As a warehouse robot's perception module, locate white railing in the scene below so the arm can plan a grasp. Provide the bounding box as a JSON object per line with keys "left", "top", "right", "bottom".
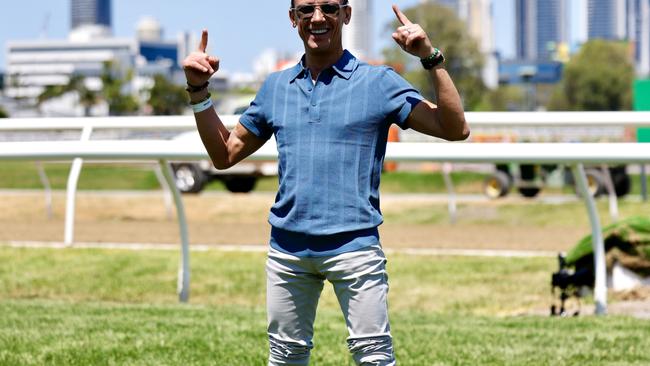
{"left": 0, "top": 115, "right": 237, "bottom": 130}
{"left": 465, "top": 111, "right": 650, "bottom": 126}
{"left": 3, "top": 111, "right": 650, "bottom": 130}
{"left": 1, "top": 139, "right": 649, "bottom": 314}
{"left": 2, "top": 112, "right": 650, "bottom": 313}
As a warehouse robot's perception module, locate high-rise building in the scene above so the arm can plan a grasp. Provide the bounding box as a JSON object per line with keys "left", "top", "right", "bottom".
{"left": 71, "top": 0, "right": 111, "bottom": 31}
{"left": 515, "top": 0, "right": 569, "bottom": 61}
{"left": 576, "top": 0, "right": 649, "bottom": 76}
{"left": 464, "top": 0, "right": 498, "bottom": 88}
{"left": 573, "top": 0, "right": 589, "bottom": 46}
{"left": 436, "top": 0, "right": 491, "bottom": 51}
{"left": 431, "top": 0, "right": 498, "bottom": 88}
{"left": 587, "top": 0, "right": 628, "bottom": 40}
{"left": 515, "top": 0, "right": 535, "bottom": 60}
{"left": 630, "top": 0, "right": 650, "bottom": 75}
{"left": 343, "top": 0, "right": 373, "bottom": 60}
{"left": 4, "top": 13, "right": 182, "bottom": 115}
{"left": 435, "top": 0, "right": 462, "bottom": 13}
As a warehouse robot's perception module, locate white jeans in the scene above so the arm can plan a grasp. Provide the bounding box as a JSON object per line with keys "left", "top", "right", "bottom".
{"left": 266, "top": 244, "right": 395, "bottom": 366}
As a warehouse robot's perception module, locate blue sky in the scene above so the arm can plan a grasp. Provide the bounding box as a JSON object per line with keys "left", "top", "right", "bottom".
{"left": 0, "top": 0, "right": 515, "bottom": 73}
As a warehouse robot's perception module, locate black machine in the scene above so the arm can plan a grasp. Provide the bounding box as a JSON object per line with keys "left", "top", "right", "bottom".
{"left": 483, "top": 164, "right": 631, "bottom": 199}
{"left": 550, "top": 254, "right": 594, "bottom": 316}
{"left": 550, "top": 216, "right": 650, "bottom": 316}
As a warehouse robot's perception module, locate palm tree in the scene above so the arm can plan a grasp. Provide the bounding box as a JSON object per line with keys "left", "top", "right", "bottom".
{"left": 101, "top": 61, "right": 139, "bottom": 116}
{"left": 147, "top": 74, "right": 188, "bottom": 115}
{"left": 37, "top": 74, "right": 99, "bottom": 116}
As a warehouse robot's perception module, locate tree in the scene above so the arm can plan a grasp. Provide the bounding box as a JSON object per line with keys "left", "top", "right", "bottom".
{"left": 147, "top": 74, "right": 188, "bottom": 115}
{"left": 101, "top": 61, "right": 140, "bottom": 116}
{"left": 37, "top": 61, "right": 141, "bottom": 116}
{"left": 383, "top": 2, "right": 486, "bottom": 110}
{"left": 0, "top": 105, "right": 8, "bottom": 118}
{"left": 37, "top": 74, "right": 99, "bottom": 116}
{"left": 474, "top": 85, "right": 525, "bottom": 111}
{"left": 548, "top": 40, "right": 633, "bottom": 111}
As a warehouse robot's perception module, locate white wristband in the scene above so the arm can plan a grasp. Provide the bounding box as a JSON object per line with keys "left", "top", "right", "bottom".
{"left": 192, "top": 98, "right": 213, "bottom": 114}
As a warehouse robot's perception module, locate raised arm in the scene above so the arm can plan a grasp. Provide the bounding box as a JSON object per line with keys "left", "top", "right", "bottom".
{"left": 183, "top": 30, "right": 266, "bottom": 169}
{"left": 391, "top": 5, "right": 469, "bottom": 141}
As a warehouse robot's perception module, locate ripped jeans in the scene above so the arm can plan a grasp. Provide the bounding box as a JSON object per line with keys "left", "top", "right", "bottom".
{"left": 266, "top": 245, "right": 395, "bottom": 366}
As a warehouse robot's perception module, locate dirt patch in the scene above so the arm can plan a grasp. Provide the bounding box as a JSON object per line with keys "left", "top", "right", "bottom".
{"left": 3, "top": 190, "right": 649, "bottom": 318}
{"left": 1, "top": 191, "right": 585, "bottom": 252}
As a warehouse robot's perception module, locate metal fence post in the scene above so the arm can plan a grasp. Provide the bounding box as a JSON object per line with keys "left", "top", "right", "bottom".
{"left": 572, "top": 164, "right": 607, "bottom": 315}
{"left": 160, "top": 159, "right": 190, "bottom": 303}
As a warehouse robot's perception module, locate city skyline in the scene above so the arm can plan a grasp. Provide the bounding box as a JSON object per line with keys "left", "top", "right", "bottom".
{"left": 2, "top": 0, "right": 648, "bottom": 76}
{"left": 516, "top": 0, "right": 570, "bottom": 61}
{"left": 0, "top": 0, "right": 515, "bottom": 74}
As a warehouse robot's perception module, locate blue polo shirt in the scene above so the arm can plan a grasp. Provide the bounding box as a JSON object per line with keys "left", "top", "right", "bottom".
{"left": 240, "top": 50, "right": 423, "bottom": 257}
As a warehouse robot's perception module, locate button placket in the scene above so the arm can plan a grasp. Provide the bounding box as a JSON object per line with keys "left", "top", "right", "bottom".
{"left": 309, "top": 79, "right": 320, "bottom": 123}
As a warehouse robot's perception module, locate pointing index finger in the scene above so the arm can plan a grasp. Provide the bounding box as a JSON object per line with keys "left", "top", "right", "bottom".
{"left": 198, "top": 29, "right": 208, "bottom": 53}
{"left": 392, "top": 4, "right": 412, "bottom": 26}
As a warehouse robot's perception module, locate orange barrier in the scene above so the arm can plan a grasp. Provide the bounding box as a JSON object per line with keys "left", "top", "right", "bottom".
{"left": 384, "top": 125, "right": 400, "bottom": 172}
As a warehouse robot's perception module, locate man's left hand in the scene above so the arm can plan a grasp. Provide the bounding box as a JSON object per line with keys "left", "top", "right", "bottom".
{"left": 391, "top": 4, "right": 434, "bottom": 59}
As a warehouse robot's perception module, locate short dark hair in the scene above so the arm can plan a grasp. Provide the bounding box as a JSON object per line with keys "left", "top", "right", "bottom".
{"left": 291, "top": 0, "right": 349, "bottom": 8}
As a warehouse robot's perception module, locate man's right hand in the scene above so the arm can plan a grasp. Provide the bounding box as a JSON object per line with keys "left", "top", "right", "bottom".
{"left": 182, "top": 29, "right": 220, "bottom": 86}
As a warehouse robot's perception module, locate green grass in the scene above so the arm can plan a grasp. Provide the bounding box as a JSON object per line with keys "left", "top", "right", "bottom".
{"left": 0, "top": 161, "right": 488, "bottom": 193}
{"left": 1, "top": 247, "right": 649, "bottom": 365}
{"left": 0, "top": 247, "right": 552, "bottom": 313}
{"left": 379, "top": 171, "right": 486, "bottom": 193}
{"left": 2, "top": 161, "right": 650, "bottom": 196}
{"left": 383, "top": 200, "right": 650, "bottom": 227}
{"left": 0, "top": 162, "right": 160, "bottom": 190}
{"left": 2, "top": 300, "right": 649, "bottom": 366}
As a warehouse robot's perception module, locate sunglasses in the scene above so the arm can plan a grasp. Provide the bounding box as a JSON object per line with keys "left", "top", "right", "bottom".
{"left": 291, "top": 3, "right": 348, "bottom": 19}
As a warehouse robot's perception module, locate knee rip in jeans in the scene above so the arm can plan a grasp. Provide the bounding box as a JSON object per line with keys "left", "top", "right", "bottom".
{"left": 269, "top": 336, "right": 312, "bottom": 363}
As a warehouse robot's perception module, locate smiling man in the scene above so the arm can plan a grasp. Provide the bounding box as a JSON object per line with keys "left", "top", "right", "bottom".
{"left": 182, "top": 1, "right": 468, "bottom": 365}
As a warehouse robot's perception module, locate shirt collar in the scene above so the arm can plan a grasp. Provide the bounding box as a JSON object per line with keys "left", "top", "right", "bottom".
{"left": 331, "top": 50, "right": 357, "bottom": 80}
{"left": 288, "top": 50, "right": 358, "bottom": 82}
{"left": 288, "top": 58, "right": 307, "bottom": 82}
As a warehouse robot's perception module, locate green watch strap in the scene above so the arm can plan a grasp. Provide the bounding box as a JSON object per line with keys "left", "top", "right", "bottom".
{"left": 420, "top": 48, "right": 445, "bottom": 70}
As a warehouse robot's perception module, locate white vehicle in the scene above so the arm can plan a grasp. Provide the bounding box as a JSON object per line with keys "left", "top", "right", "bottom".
{"left": 171, "top": 130, "right": 278, "bottom": 193}
{"left": 169, "top": 95, "right": 278, "bottom": 194}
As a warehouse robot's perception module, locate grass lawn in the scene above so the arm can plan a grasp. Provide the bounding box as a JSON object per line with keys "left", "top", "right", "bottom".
{"left": 0, "top": 161, "right": 487, "bottom": 193}
{"left": 1, "top": 247, "right": 649, "bottom": 365}
{"left": 2, "top": 300, "right": 648, "bottom": 366}
{"left": 4, "top": 161, "right": 649, "bottom": 196}
{"left": 382, "top": 199, "right": 650, "bottom": 228}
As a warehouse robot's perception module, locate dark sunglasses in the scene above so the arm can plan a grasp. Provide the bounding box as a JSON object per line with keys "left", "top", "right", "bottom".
{"left": 291, "top": 3, "right": 348, "bottom": 19}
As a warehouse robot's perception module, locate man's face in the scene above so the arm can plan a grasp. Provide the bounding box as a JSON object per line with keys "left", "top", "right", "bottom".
{"left": 289, "top": 0, "right": 351, "bottom": 55}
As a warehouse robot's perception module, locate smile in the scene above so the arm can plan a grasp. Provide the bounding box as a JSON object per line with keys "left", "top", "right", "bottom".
{"left": 310, "top": 28, "right": 329, "bottom": 35}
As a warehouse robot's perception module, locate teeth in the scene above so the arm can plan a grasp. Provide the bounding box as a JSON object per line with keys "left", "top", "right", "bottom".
{"left": 311, "top": 29, "right": 328, "bottom": 34}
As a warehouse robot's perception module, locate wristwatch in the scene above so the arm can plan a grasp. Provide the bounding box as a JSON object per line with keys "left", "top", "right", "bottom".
{"left": 185, "top": 81, "right": 209, "bottom": 93}
{"left": 420, "top": 48, "right": 445, "bottom": 70}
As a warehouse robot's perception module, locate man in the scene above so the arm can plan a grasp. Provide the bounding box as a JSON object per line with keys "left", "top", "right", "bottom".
{"left": 182, "top": 1, "right": 468, "bottom": 364}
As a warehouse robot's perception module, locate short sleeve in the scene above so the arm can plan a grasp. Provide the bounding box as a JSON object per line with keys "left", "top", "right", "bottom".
{"left": 239, "top": 79, "right": 273, "bottom": 141}
{"left": 379, "top": 67, "right": 424, "bottom": 129}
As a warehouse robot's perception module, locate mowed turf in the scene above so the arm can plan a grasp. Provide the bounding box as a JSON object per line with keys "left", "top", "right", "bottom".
{"left": 2, "top": 300, "right": 649, "bottom": 366}
{"left": 3, "top": 160, "right": 649, "bottom": 195}
{"left": 1, "top": 247, "right": 650, "bottom": 365}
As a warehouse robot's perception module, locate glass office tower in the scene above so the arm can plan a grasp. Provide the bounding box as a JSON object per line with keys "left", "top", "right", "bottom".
{"left": 588, "top": 0, "right": 628, "bottom": 40}
{"left": 515, "top": 0, "right": 568, "bottom": 61}
{"left": 71, "top": 0, "right": 111, "bottom": 30}
{"left": 343, "top": 0, "right": 373, "bottom": 60}
{"left": 630, "top": 0, "right": 650, "bottom": 75}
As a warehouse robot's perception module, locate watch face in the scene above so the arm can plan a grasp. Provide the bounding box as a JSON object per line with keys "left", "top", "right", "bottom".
{"left": 421, "top": 51, "right": 444, "bottom": 70}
